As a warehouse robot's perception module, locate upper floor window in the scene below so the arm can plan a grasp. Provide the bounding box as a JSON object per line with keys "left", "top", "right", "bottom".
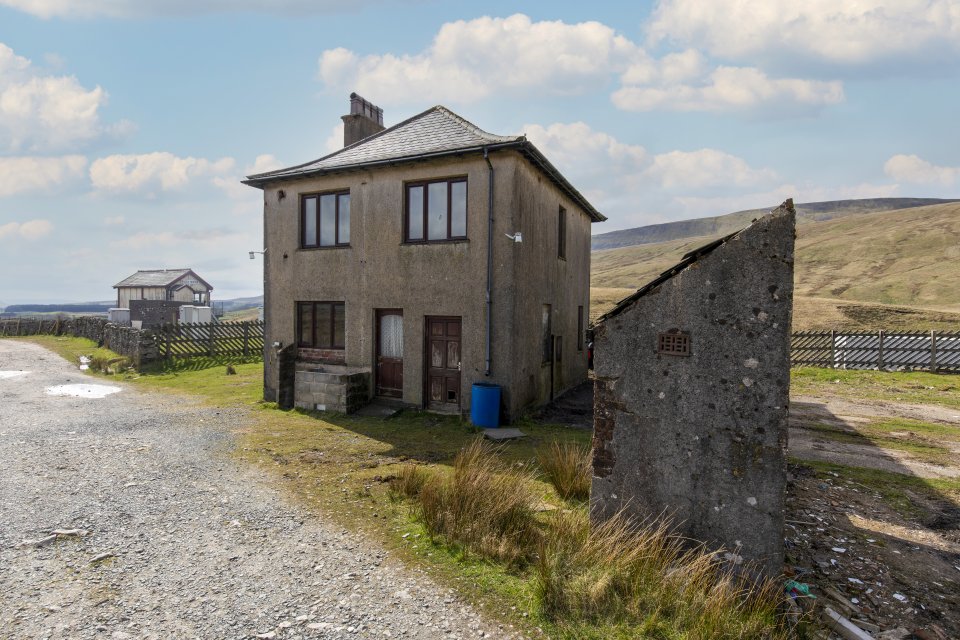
{"left": 558, "top": 205, "right": 567, "bottom": 260}
{"left": 405, "top": 178, "right": 467, "bottom": 242}
{"left": 302, "top": 191, "right": 350, "bottom": 248}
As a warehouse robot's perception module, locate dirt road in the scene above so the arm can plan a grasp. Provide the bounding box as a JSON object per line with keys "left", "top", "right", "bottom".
{"left": 0, "top": 340, "right": 508, "bottom": 639}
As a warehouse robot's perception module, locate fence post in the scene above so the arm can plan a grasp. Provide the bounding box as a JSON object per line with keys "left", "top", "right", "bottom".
{"left": 829, "top": 330, "right": 836, "bottom": 368}
{"left": 242, "top": 322, "right": 250, "bottom": 357}
{"left": 877, "top": 330, "right": 884, "bottom": 371}
{"left": 208, "top": 322, "right": 216, "bottom": 357}
{"left": 164, "top": 326, "right": 171, "bottom": 360}
{"left": 930, "top": 330, "right": 937, "bottom": 372}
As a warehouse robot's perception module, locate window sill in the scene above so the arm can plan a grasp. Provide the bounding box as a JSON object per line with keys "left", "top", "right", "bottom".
{"left": 298, "top": 245, "right": 351, "bottom": 251}
{"left": 401, "top": 238, "right": 470, "bottom": 246}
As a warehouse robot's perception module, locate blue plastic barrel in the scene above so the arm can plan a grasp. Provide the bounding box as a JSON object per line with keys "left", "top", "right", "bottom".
{"left": 471, "top": 382, "right": 501, "bottom": 428}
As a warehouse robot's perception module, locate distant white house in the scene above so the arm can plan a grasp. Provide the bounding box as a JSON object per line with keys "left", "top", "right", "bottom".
{"left": 113, "top": 269, "right": 212, "bottom": 308}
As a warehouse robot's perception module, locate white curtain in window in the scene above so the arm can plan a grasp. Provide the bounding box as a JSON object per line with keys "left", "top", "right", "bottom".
{"left": 380, "top": 315, "right": 403, "bottom": 358}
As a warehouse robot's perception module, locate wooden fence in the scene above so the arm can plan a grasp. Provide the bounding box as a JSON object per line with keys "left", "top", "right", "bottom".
{"left": 792, "top": 330, "right": 960, "bottom": 372}
{"left": 153, "top": 320, "right": 264, "bottom": 359}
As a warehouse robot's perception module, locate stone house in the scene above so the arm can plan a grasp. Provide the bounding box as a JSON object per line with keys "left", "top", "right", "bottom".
{"left": 243, "top": 94, "right": 604, "bottom": 418}
{"left": 590, "top": 200, "right": 795, "bottom": 577}
{"left": 114, "top": 269, "right": 212, "bottom": 308}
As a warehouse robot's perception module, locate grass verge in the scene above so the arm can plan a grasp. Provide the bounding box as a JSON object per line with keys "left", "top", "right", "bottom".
{"left": 395, "top": 443, "right": 789, "bottom": 638}
{"left": 792, "top": 366, "right": 960, "bottom": 410}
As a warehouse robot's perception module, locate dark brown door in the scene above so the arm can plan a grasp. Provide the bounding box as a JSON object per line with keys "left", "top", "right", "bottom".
{"left": 376, "top": 309, "right": 403, "bottom": 398}
{"left": 426, "top": 316, "right": 461, "bottom": 410}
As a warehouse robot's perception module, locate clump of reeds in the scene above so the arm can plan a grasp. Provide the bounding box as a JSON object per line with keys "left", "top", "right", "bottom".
{"left": 536, "top": 440, "right": 591, "bottom": 501}
{"left": 414, "top": 439, "right": 539, "bottom": 566}
{"left": 535, "top": 509, "right": 786, "bottom": 637}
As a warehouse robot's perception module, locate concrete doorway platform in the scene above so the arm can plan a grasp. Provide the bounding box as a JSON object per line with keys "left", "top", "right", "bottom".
{"left": 482, "top": 428, "right": 527, "bottom": 441}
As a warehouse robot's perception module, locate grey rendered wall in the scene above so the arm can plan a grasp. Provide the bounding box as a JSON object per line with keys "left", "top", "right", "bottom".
{"left": 261, "top": 152, "right": 520, "bottom": 413}
{"left": 506, "top": 158, "right": 592, "bottom": 415}
{"left": 590, "top": 205, "right": 795, "bottom": 578}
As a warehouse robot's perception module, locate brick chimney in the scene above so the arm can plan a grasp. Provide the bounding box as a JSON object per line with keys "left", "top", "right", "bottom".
{"left": 341, "top": 93, "right": 384, "bottom": 147}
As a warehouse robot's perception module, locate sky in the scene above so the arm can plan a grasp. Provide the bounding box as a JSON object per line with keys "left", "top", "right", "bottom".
{"left": 0, "top": 1, "right": 958, "bottom": 304}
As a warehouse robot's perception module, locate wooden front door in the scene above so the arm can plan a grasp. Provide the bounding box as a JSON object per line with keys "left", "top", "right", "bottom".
{"left": 376, "top": 310, "right": 403, "bottom": 398}
{"left": 426, "top": 316, "right": 461, "bottom": 410}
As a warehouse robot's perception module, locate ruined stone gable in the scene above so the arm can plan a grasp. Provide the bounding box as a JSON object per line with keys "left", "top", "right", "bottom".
{"left": 591, "top": 199, "right": 796, "bottom": 578}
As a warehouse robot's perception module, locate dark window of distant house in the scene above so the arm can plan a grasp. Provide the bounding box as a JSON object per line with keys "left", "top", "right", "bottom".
{"left": 542, "top": 304, "right": 552, "bottom": 364}
{"left": 301, "top": 191, "right": 350, "bottom": 248}
{"left": 297, "top": 301, "right": 345, "bottom": 349}
{"left": 558, "top": 206, "right": 566, "bottom": 260}
{"left": 577, "top": 305, "right": 584, "bottom": 351}
{"left": 405, "top": 178, "right": 467, "bottom": 242}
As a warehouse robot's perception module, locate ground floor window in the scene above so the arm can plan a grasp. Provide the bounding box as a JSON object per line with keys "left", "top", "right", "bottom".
{"left": 297, "top": 301, "right": 345, "bottom": 349}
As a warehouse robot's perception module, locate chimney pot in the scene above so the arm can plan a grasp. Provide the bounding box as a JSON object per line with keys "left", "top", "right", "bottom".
{"left": 342, "top": 93, "right": 385, "bottom": 146}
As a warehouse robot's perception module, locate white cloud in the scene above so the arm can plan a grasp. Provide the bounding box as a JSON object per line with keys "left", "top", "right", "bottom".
{"left": 0, "top": 0, "right": 389, "bottom": 18}
{"left": 103, "top": 215, "right": 125, "bottom": 225}
{"left": 317, "top": 14, "right": 845, "bottom": 114}
{"left": 672, "top": 182, "right": 901, "bottom": 220}
{"left": 525, "top": 121, "right": 779, "bottom": 226}
{"left": 214, "top": 154, "right": 284, "bottom": 213}
{"left": 647, "top": 0, "right": 960, "bottom": 65}
{"left": 0, "top": 155, "right": 87, "bottom": 197}
{"left": 0, "top": 43, "right": 128, "bottom": 152}
{"left": 884, "top": 154, "right": 960, "bottom": 185}
{"left": 110, "top": 227, "right": 241, "bottom": 250}
{"left": 0, "top": 218, "right": 53, "bottom": 240}
{"left": 613, "top": 65, "right": 844, "bottom": 113}
{"left": 324, "top": 123, "right": 344, "bottom": 153}
{"left": 318, "top": 15, "right": 640, "bottom": 105}
{"left": 645, "top": 149, "right": 778, "bottom": 189}
{"left": 90, "top": 152, "right": 234, "bottom": 195}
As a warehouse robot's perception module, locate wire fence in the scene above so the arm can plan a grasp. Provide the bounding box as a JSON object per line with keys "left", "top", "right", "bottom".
{"left": 792, "top": 330, "right": 960, "bottom": 372}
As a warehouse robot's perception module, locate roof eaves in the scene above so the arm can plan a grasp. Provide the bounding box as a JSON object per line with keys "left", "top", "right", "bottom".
{"left": 517, "top": 140, "right": 606, "bottom": 223}
{"left": 242, "top": 140, "right": 525, "bottom": 187}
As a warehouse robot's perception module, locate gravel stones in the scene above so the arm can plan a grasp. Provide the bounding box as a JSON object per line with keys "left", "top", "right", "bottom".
{"left": 0, "top": 340, "right": 514, "bottom": 639}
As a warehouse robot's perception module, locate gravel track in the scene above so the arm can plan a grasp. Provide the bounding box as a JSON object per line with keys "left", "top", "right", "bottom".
{"left": 0, "top": 340, "right": 511, "bottom": 639}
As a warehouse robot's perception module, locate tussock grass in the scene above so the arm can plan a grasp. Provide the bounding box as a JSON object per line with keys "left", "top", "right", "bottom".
{"left": 535, "top": 510, "right": 785, "bottom": 637}
{"left": 415, "top": 440, "right": 539, "bottom": 567}
{"left": 390, "top": 464, "right": 429, "bottom": 498}
{"left": 400, "top": 442, "right": 788, "bottom": 637}
{"left": 537, "top": 440, "right": 591, "bottom": 501}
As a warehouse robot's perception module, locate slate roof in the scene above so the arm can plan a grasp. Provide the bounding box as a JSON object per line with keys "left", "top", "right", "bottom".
{"left": 113, "top": 269, "right": 211, "bottom": 290}
{"left": 595, "top": 200, "right": 796, "bottom": 324}
{"left": 243, "top": 105, "right": 605, "bottom": 222}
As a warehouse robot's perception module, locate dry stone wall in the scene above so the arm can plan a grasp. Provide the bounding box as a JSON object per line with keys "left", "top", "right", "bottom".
{"left": 0, "top": 316, "right": 158, "bottom": 367}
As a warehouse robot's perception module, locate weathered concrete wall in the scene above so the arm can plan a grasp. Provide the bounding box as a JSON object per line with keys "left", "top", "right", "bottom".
{"left": 260, "top": 148, "right": 596, "bottom": 420}
{"left": 510, "top": 158, "right": 592, "bottom": 410}
{"left": 591, "top": 202, "right": 795, "bottom": 578}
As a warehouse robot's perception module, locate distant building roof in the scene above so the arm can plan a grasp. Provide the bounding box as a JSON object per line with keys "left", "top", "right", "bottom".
{"left": 243, "top": 105, "right": 605, "bottom": 222}
{"left": 113, "top": 269, "right": 212, "bottom": 290}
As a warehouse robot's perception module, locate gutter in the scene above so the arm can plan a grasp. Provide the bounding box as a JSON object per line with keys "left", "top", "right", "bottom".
{"left": 483, "top": 147, "right": 494, "bottom": 376}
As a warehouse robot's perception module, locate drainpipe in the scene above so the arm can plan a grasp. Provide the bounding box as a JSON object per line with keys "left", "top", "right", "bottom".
{"left": 483, "top": 147, "right": 494, "bottom": 376}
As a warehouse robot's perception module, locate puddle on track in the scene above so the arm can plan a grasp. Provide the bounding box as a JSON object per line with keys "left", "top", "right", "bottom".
{"left": 0, "top": 371, "right": 29, "bottom": 379}
{"left": 45, "top": 384, "right": 121, "bottom": 398}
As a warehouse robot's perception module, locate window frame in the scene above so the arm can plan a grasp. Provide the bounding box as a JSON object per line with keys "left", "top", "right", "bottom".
{"left": 577, "top": 305, "right": 584, "bottom": 351}
{"left": 403, "top": 176, "right": 468, "bottom": 243}
{"left": 297, "top": 301, "right": 346, "bottom": 349}
{"left": 558, "top": 205, "right": 567, "bottom": 260}
{"left": 541, "top": 304, "right": 552, "bottom": 365}
{"left": 300, "top": 190, "right": 351, "bottom": 249}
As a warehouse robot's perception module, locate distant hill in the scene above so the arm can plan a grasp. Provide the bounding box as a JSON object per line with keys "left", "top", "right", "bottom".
{"left": 590, "top": 201, "right": 960, "bottom": 330}
{"left": 4, "top": 303, "right": 112, "bottom": 314}
{"left": 591, "top": 198, "right": 958, "bottom": 251}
